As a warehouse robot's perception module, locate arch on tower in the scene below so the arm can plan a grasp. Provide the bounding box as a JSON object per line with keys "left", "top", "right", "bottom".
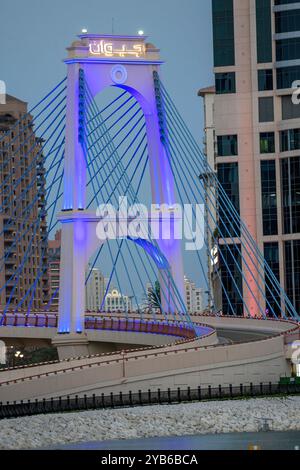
{"left": 56, "top": 34, "right": 186, "bottom": 344}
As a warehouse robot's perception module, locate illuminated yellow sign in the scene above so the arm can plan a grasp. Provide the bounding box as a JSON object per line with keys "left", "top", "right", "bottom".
{"left": 89, "top": 40, "right": 146, "bottom": 58}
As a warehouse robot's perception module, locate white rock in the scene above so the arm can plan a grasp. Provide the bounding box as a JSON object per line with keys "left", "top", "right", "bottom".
{"left": 0, "top": 396, "right": 300, "bottom": 449}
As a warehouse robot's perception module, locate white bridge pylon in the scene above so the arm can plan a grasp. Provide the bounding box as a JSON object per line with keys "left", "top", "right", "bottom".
{"left": 56, "top": 34, "right": 186, "bottom": 345}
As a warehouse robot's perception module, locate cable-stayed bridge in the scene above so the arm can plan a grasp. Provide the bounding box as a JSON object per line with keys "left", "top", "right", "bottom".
{"left": 0, "top": 34, "right": 299, "bottom": 400}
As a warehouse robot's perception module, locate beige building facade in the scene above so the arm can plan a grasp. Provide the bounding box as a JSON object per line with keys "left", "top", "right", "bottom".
{"left": 104, "top": 288, "right": 132, "bottom": 313}
{"left": 48, "top": 230, "right": 61, "bottom": 311}
{"left": 199, "top": 0, "right": 300, "bottom": 317}
{"left": 85, "top": 267, "right": 105, "bottom": 312}
{"left": 184, "top": 275, "right": 205, "bottom": 313}
{"left": 0, "top": 96, "right": 48, "bottom": 311}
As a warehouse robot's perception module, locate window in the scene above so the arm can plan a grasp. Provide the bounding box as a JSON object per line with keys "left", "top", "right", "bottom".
{"left": 212, "top": 0, "right": 235, "bottom": 67}
{"left": 275, "top": 0, "right": 300, "bottom": 4}
{"left": 217, "top": 162, "right": 240, "bottom": 238}
{"left": 258, "top": 69, "right": 273, "bottom": 91}
{"left": 275, "top": 9, "right": 300, "bottom": 34}
{"left": 260, "top": 132, "right": 275, "bottom": 154}
{"left": 280, "top": 128, "right": 300, "bottom": 152}
{"left": 217, "top": 135, "right": 238, "bottom": 156}
{"left": 261, "top": 160, "right": 278, "bottom": 236}
{"left": 281, "top": 156, "right": 300, "bottom": 234}
{"left": 259, "top": 97, "right": 274, "bottom": 122}
{"left": 219, "top": 244, "right": 243, "bottom": 316}
{"left": 276, "top": 38, "right": 300, "bottom": 62}
{"left": 264, "top": 243, "right": 281, "bottom": 317}
{"left": 277, "top": 65, "right": 300, "bottom": 89}
{"left": 256, "top": 0, "right": 272, "bottom": 63}
{"left": 215, "top": 72, "right": 236, "bottom": 94}
{"left": 284, "top": 240, "right": 300, "bottom": 313}
{"left": 282, "top": 95, "right": 300, "bottom": 120}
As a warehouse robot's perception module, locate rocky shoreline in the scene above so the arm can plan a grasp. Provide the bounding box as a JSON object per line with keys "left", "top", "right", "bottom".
{"left": 0, "top": 396, "right": 299, "bottom": 449}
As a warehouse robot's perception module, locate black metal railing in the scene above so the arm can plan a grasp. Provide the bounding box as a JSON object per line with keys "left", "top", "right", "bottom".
{"left": 0, "top": 382, "right": 300, "bottom": 420}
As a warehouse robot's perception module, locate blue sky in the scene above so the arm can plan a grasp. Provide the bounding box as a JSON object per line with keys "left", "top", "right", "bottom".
{"left": 0, "top": 0, "right": 213, "bottom": 139}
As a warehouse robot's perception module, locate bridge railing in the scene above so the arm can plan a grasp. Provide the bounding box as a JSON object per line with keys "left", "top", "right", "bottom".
{"left": 1, "top": 314, "right": 57, "bottom": 328}
{"left": 0, "top": 313, "right": 198, "bottom": 340}
{"left": 85, "top": 316, "right": 197, "bottom": 339}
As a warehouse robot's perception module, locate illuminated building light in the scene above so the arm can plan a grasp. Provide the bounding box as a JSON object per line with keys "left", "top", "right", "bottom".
{"left": 89, "top": 39, "right": 146, "bottom": 58}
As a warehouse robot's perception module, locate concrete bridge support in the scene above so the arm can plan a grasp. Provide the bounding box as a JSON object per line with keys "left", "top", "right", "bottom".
{"left": 55, "top": 35, "right": 186, "bottom": 359}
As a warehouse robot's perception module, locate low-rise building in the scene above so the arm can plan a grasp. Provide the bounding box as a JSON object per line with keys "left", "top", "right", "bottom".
{"left": 104, "top": 288, "right": 132, "bottom": 313}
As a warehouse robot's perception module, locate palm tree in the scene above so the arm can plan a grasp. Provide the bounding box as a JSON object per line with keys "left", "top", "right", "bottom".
{"left": 147, "top": 281, "right": 162, "bottom": 312}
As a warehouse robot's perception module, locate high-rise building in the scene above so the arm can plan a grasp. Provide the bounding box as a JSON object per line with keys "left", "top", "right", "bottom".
{"left": 184, "top": 276, "right": 205, "bottom": 313}
{"left": 48, "top": 230, "right": 61, "bottom": 311}
{"left": 85, "top": 267, "right": 105, "bottom": 312}
{"left": 200, "top": 0, "right": 300, "bottom": 316}
{"left": 0, "top": 95, "right": 48, "bottom": 311}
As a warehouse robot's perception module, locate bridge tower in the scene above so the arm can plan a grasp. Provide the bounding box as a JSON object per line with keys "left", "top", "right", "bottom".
{"left": 52, "top": 34, "right": 186, "bottom": 359}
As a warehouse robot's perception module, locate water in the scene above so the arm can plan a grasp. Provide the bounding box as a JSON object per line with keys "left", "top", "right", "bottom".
{"left": 52, "top": 431, "right": 300, "bottom": 451}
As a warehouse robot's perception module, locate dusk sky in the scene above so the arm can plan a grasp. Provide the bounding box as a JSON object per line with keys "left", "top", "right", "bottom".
{"left": 0, "top": 0, "right": 214, "bottom": 298}
{"left": 0, "top": 0, "right": 213, "bottom": 140}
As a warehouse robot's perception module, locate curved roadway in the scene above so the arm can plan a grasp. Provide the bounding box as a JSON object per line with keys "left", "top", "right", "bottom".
{"left": 217, "top": 328, "right": 274, "bottom": 344}
{"left": 0, "top": 313, "right": 298, "bottom": 403}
